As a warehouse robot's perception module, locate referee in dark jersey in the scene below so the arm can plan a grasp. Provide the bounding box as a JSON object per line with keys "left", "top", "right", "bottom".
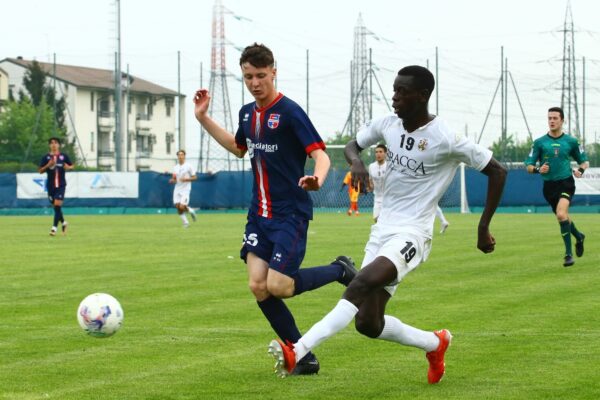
{"left": 525, "top": 107, "right": 588, "bottom": 267}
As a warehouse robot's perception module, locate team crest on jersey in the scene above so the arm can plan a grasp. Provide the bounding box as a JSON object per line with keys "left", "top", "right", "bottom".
{"left": 243, "top": 113, "right": 249, "bottom": 122}
{"left": 267, "top": 114, "right": 280, "bottom": 129}
{"left": 418, "top": 139, "right": 428, "bottom": 151}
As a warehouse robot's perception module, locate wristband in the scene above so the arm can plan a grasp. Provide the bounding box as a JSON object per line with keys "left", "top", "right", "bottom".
{"left": 578, "top": 167, "right": 585, "bottom": 175}
{"left": 533, "top": 167, "right": 540, "bottom": 174}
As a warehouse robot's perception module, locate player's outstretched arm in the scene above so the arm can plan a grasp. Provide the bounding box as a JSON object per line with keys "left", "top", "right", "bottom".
{"left": 477, "top": 157, "right": 507, "bottom": 253}
{"left": 344, "top": 139, "right": 369, "bottom": 190}
{"left": 299, "top": 149, "right": 330, "bottom": 191}
{"left": 193, "top": 89, "right": 245, "bottom": 158}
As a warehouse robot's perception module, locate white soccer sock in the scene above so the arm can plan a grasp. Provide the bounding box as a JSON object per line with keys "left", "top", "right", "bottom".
{"left": 295, "top": 299, "right": 358, "bottom": 361}
{"left": 180, "top": 214, "right": 189, "bottom": 224}
{"left": 377, "top": 315, "right": 440, "bottom": 352}
{"left": 436, "top": 206, "right": 448, "bottom": 225}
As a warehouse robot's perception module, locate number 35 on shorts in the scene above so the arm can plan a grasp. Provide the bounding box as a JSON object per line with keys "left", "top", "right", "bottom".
{"left": 243, "top": 233, "right": 258, "bottom": 247}
{"left": 400, "top": 241, "right": 416, "bottom": 263}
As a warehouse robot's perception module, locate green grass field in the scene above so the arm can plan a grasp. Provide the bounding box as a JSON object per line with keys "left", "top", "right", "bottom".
{"left": 1, "top": 212, "right": 599, "bottom": 400}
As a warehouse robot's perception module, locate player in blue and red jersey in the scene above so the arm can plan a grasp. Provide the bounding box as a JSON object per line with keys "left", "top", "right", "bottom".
{"left": 194, "top": 43, "right": 357, "bottom": 375}
{"left": 38, "top": 137, "right": 74, "bottom": 236}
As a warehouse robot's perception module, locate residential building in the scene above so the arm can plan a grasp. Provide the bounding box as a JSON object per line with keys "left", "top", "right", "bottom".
{"left": 0, "top": 57, "right": 185, "bottom": 171}
{"left": 0, "top": 67, "right": 8, "bottom": 112}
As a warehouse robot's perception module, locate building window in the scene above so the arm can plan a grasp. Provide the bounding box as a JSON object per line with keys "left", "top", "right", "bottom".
{"left": 90, "top": 132, "right": 94, "bottom": 152}
{"left": 99, "top": 99, "right": 110, "bottom": 113}
{"left": 165, "top": 97, "right": 173, "bottom": 117}
{"left": 147, "top": 99, "right": 154, "bottom": 117}
{"left": 166, "top": 132, "right": 174, "bottom": 154}
{"left": 136, "top": 133, "right": 154, "bottom": 155}
{"left": 90, "top": 92, "right": 94, "bottom": 111}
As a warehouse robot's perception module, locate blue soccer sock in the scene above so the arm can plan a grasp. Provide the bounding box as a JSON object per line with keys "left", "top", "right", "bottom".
{"left": 257, "top": 296, "right": 315, "bottom": 362}
{"left": 292, "top": 263, "right": 344, "bottom": 296}
{"left": 53, "top": 206, "right": 63, "bottom": 226}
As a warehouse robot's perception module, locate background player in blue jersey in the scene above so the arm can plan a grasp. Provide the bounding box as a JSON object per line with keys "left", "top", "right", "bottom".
{"left": 38, "top": 137, "right": 74, "bottom": 236}
{"left": 525, "top": 107, "right": 588, "bottom": 267}
{"left": 194, "top": 43, "right": 357, "bottom": 375}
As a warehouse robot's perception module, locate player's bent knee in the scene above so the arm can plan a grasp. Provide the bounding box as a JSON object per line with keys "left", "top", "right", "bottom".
{"left": 354, "top": 317, "right": 383, "bottom": 339}
{"left": 248, "top": 280, "right": 268, "bottom": 299}
{"left": 266, "top": 281, "right": 294, "bottom": 299}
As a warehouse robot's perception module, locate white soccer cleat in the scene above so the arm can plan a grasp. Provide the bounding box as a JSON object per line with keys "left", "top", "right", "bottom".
{"left": 440, "top": 222, "right": 449, "bottom": 234}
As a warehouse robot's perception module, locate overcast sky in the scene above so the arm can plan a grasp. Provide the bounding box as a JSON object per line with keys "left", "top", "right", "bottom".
{"left": 2, "top": 0, "right": 599, "bottom": 160}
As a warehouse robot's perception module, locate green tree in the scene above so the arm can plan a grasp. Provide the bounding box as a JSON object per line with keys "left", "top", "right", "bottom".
{"left": 489, "top": 134, "right": 532, "bottom": 165}
{"left": 21, "top": 60, "right": 66, "bottom": 130}
{"left": 0, "top": 61, "right": 72, "bottom": 171}
{"left": 0, "top": 98, "right": 58, "bottom": 170}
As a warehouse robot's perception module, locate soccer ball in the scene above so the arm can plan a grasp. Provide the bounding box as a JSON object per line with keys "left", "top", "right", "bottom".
{"left": 77, "top": 293, "right": 124, "bottom": 338}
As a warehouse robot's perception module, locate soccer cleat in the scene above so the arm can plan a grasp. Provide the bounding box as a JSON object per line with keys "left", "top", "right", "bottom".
{"left": 426, "top": 329, "right": 452, "bottom": 384}
{"left": 575, "top": 234, "right": 585, "bottom": 257}
{"left": 62, "top": 221, "right": 68, "bottom": 235}
{"left": 333, "top": 255, "right": 357, "bottom": 287}
{"left": 291, "top": 355, "right": 320, "bottom": 375}
{"left": 183, "top": 223, "right": 190, "bottom": 229}
{"left": 563, "top": 255, "right": 575, "bottom": 267}
{"left": 268, "top": 339, "right": 296, "bottom": 378}
{"left": 347, "top": 209, "right": 352, "bottom": 216}
{"left": 189, "top": 209, "right": 197, "bottom": 222}
{"left": 49, "top": 227, "right": 57, "bottom": 236}
{"left": 440, "top": 222, "right": 449, "bottom": 234}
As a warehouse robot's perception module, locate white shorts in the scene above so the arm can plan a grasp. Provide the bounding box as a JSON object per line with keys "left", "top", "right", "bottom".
{"left": 361, "top": 224, "right": 432, "bottom": 296}
{"left": 373, "top": 199, "right": 382, "bottom": 220}
{"left": 173, "top": 189, "right": 190, "bottom": 206}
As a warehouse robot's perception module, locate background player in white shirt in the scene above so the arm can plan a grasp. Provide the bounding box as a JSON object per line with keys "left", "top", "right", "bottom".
{"left": 169, "top": 150, "right": 197, "bottom": 227}
{"left": 269, "top": 65, "right": 507, "bottom": 383}
{"left": 368, "top": 143, "right": 387, "bottom": 222}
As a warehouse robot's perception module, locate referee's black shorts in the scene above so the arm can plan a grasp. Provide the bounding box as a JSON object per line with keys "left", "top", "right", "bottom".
{"left": 543, "top": 176, "right": 575, "bottom": 214}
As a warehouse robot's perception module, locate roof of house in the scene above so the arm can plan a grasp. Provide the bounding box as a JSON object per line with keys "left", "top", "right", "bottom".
{"left": 1, "top": 57, "right": 180, "bottom": 97}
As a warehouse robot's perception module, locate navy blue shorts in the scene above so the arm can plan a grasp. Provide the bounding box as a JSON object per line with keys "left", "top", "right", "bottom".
{"left": 47, "top": 186, "right": 65, "bottom": 204}
{"left": 240, "top": 212, "right": 308, "bottom": 277}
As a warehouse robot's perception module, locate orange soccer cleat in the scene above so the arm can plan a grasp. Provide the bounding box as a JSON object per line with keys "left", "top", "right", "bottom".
{"left": 426, "top": 329, "right": 452, "bottom": 384}
{"left": 268, "top": 339, "right": 297, "bottom": 378}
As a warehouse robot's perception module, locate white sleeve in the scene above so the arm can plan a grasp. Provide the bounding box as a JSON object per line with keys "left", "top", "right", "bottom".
{"left": 450, "top": 134, "right": 492, "bottom": 171}
{"left": 188, "top": 164, "right": 196, "bottom": 176}
{"left": 356, "top": 115, "right": 390, "bottom": 149}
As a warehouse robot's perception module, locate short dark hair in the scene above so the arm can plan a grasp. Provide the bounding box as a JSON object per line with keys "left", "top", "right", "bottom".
{"left": 48, "top": 137, "right": 61, "bottom": 145}
{"left": 548, "top": 106, "right": 564, "bottom": 120}
{"left": 177, "top": 149, "right": 186, "bottom": 156}
{"left": 398, "top": 65, "right": 435, "bottom": 98}
{"left": 375, "top": 144, "right": 387, "bottom": 152}
{"left": 239, "top": 43, "right": 275, "bottom": 68}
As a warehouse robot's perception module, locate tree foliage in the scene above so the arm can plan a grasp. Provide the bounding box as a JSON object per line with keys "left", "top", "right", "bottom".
{"left": 489, "top": 134, "right": 533, "bottom": 165}
{"left": 0, "top": 61, "right": 72, "bottom": 170}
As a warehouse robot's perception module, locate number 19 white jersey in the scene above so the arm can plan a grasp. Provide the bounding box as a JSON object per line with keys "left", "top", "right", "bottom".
{"left": 357, "top": 114, "right": 492, "bottom": 239}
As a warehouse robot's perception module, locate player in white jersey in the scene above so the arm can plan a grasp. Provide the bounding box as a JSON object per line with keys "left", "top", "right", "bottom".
{"left": 368, "top": 143, "right": 387, "bottom": 222}
{"left": 169, "top": 150, "right": 197, "bottom": 227}
{"left": 268, "top": 65, "right": 507, "bottom": 383}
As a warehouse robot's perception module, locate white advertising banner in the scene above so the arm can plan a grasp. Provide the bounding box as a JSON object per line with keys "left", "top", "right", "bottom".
{"left": 17, "top": 172, "right": 139, "bottom": 199}
{"left": 575, "top": 167, "right": 600, "bottom": 195}
{"left": 75, "top": 172, "right": 138, "bottom": 198}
